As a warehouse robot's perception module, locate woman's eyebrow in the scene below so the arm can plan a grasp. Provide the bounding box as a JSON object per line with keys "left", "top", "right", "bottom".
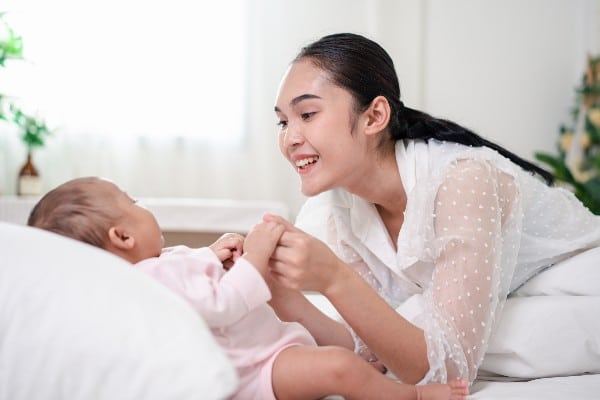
{"left": 274, "top": 93, "right": 322, "bottom": 112}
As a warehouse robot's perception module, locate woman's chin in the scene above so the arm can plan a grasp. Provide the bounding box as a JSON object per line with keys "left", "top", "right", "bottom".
{"left": 300, "top": 182, "right": 328, "bottom": 197}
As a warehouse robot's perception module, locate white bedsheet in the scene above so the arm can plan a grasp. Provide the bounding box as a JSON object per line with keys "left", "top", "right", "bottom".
{"left": 470, "top": 374, "right": 600, "bottom": 399}
{"left": 324, "top": 375, "right": 600, "bottom": 399}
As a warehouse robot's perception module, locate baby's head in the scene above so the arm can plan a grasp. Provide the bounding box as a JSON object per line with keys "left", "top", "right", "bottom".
{"left": 28, "top": 177, "right": 164, "bottom": 263}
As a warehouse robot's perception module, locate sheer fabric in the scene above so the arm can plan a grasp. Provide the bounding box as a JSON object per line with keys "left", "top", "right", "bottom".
{"left": 295, "top": 139, "right": 600, "bottom": 384}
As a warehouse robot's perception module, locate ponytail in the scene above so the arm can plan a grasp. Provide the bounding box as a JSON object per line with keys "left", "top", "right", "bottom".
{"left": 393, "top": 103, "right": 554, "bottom": 184}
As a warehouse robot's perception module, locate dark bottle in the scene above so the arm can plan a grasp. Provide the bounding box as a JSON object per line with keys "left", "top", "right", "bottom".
{"left": 17, "top": 152, "right": 41, "bottom": 196}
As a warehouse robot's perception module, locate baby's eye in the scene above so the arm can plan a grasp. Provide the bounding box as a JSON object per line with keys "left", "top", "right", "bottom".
{"left": 301, "top": 112, "right": 316, "bottom": 121}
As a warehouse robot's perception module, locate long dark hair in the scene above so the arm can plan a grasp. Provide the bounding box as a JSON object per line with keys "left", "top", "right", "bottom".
{"left": 295, "top": 32, "right": 553, "bottom": 184}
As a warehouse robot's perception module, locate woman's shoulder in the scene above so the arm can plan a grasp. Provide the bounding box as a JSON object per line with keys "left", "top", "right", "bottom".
{"left": 420, "top": 139, "right": 530, "bottom": 183}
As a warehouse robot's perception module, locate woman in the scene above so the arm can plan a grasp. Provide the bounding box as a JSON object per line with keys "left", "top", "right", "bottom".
{"left": 266, "top": 32, "right": 600, "bottom": 385}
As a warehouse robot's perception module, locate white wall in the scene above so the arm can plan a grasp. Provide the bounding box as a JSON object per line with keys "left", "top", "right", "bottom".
{"left": 248, "top": 0, "right": 600, "bottom": 217}
{"left": 421, "top": 0, "right": 599, "bottom": 160}
{"left": 1, "top": 0, "right": 598, "bottom": 220}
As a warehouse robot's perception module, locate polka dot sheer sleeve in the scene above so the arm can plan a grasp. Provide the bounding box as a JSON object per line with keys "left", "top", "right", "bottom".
{"left": 417, "top": 159, "right": 522, "bottom": 383}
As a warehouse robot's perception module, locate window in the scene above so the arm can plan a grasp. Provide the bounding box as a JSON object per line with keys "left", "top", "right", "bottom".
{"left": 2, "top": 0, "right": 246, "bottom": 142}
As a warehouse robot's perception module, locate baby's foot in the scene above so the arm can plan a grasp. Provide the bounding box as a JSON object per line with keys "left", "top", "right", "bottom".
{"left": 416, "top": 378, "right": 469, "bottom": 400}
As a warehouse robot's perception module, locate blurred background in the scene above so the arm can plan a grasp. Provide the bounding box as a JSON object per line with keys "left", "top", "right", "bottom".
{"left": 0, "top": 0, "right": 598, "bottom": 219}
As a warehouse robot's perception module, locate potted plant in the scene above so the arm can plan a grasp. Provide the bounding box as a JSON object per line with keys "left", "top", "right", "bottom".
{"left": 0, "top": 11, "right": 51, "bottom": 195}
{"left": 534, "top": 55, "right": 600, "bottom": 215}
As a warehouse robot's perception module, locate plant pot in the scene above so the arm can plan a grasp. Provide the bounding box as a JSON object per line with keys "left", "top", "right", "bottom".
{"left": 17, "top": 151, "right": 41, "bottom": 196}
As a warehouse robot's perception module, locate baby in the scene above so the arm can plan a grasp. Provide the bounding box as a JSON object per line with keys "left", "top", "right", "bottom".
{"left": 28, "top": 176, "right": 469, "bottom": 400}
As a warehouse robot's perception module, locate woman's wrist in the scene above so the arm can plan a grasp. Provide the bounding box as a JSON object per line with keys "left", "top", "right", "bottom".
{"left": 269, "top": 288, "right": 309, "bottom": 322}
{"left": 322, "top": 258, "right": 353, "bottom": 298}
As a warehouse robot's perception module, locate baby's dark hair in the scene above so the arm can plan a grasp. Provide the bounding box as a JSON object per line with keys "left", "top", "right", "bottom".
{"left": 28, "top": 177, "right": 120, "bottom": 249}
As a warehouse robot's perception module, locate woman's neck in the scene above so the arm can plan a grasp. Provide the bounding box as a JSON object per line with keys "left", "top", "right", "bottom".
{"left": 346, "top": 148, "right": 407, "bottom": 245}
{"left": 347, "top": 150, "right": 407, "bottom": 215}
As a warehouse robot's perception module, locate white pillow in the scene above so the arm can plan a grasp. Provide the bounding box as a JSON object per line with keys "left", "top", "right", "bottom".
{"left": 513, "top": 247, "right": 600, "bottom": 296}
{"left": 0, "top": 222, "right": 238, "bottom": 400}
{"left": 479, "top": 295, "right": 600, "bottom": 379}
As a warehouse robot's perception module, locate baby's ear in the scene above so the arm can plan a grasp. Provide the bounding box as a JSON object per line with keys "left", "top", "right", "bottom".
{"left": 108, "top": 226, "right": 136, "bottom": 250}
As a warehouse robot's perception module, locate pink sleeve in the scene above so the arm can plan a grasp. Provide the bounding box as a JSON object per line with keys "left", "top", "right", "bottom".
{"left": 136, "top": 246, "right": 271, "bottom": 328}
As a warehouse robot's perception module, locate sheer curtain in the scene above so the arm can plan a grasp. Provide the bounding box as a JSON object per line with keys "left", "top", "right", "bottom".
{"left": 0, "top": 0, "right": 258, "bottom": 199}
{"left": 2, "top": 0, "right": 589, "bottom": 219}
{"left": 0, "top": 0, "right": 402, "bottom": 217}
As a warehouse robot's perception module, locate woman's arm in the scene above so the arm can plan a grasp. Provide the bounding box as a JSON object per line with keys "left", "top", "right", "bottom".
{"left": 417, "top": 159, "right": 516, "bottom": 383}
{"left": 267, "top": 283, "right": 354, "bottom": 349}
{"left": 324, "top": 262, "right": 430, "bottom": 383}
{"left": 266, "top": 214, "right": 429, "bottom": 383}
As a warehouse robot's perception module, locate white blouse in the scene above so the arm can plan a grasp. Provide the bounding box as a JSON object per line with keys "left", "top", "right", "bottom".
{"left": 295, "top": 139, "right": 600, "bottom": 384}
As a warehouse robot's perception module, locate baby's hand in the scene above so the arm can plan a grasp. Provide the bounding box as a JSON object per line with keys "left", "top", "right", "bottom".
{"left": 243, "top": 221, "right": 285, "bottom": 276}
{"left": 209, "top": 233, "right": 245, "bottom": 270}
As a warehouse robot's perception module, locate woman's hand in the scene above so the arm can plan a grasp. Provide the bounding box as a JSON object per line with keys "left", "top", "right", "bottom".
{"left": 263, "top": 213, "right": 346, "bottom": 295}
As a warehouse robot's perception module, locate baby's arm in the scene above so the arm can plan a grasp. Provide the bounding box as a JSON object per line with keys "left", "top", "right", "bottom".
{"left": 136, "top": 246, "right": 270, "bottom": 328}
{"left": 241, "top": 221, "right": 285, "bottom": 277}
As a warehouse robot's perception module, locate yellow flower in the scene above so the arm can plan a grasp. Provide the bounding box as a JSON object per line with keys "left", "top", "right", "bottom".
{"left": 567, "top": 154, "right": 598, "bottom": 183}
{"left": 580, "top": 132, "right": 592, "bottom": 149}
{"left": 560, "top": 132, "right": 573, "bottom": 151}
{"left": 571, "top": 166, "right": 597, "bottom": 183}
{"left": 588, "top": 108, "right": 600, "bottom": 127}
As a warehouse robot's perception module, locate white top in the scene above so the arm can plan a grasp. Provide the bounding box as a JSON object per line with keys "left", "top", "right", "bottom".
{"left": 296, "top": 139, "right": 600, "bottom": 383}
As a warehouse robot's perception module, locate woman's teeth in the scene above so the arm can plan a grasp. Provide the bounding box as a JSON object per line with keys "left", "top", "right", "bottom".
{"left": 296, "top": 156, "right": 319, "bottom": 169}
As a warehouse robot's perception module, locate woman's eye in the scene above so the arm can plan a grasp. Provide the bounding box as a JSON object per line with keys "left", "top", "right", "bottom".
{"left": 301, "top": 112, "right": 316, "bottom": 121}
{"left": 276, "top": 120, "right": 288, "bottom": 128}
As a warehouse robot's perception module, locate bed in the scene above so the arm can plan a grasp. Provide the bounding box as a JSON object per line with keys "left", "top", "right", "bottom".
{"left": 1, "top": 221, "right": 599, "bottom": 399}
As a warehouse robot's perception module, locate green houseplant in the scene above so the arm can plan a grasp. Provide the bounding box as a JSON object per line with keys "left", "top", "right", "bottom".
{"left": 0, "top": 12, "right": 51, "bottom": 151}
{"left": 535, "top": 55, "right": 600, "bottom": 215}
{"left": 0, "top": 12, "right": 51, "bottom": 195}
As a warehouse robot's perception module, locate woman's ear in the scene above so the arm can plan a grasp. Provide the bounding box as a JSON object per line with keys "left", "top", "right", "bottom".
{"left": 363, "top": 95, "right": 391, "bottom": 136}
{"left": 108, "top": 226, "right": 136, "bottom": 250}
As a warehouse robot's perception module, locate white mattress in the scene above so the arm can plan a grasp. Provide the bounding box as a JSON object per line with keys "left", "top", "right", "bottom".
{"left": 470, "top": 374, "right": 600, "bottom": 399}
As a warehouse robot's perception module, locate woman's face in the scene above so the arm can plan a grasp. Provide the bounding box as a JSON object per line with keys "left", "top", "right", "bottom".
{"left": 274, "top": 59, "right": 371, "bottom": 196}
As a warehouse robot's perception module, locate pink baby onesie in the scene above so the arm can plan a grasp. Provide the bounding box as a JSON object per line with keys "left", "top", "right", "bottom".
{"left": 136, "top": 245, "right": 316, "bottom": 400}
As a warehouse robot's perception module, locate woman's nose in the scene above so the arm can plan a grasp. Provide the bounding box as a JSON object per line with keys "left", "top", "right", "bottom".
{"left": 283, "top": 123, "right": 304, "bottom": 148}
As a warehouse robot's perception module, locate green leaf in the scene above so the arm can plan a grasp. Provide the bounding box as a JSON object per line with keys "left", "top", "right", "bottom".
{"left": 534, "top": 152, "right": 563, "bottom": 171}
{"left": 582, "top": 178, "right": 600, "bottom": 203}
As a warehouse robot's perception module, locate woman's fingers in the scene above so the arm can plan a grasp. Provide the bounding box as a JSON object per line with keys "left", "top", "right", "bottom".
{"left": 264, "top": 217, "right": 340, "bottom": 292}
{"left": 267, "top": 263, "right": 300, "bottom": 290}
{"left": 263, "top": 213, "right": 302, "bottom": 233}
{"left": 270, "top": 234, "right": 310, "bottom": 268}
